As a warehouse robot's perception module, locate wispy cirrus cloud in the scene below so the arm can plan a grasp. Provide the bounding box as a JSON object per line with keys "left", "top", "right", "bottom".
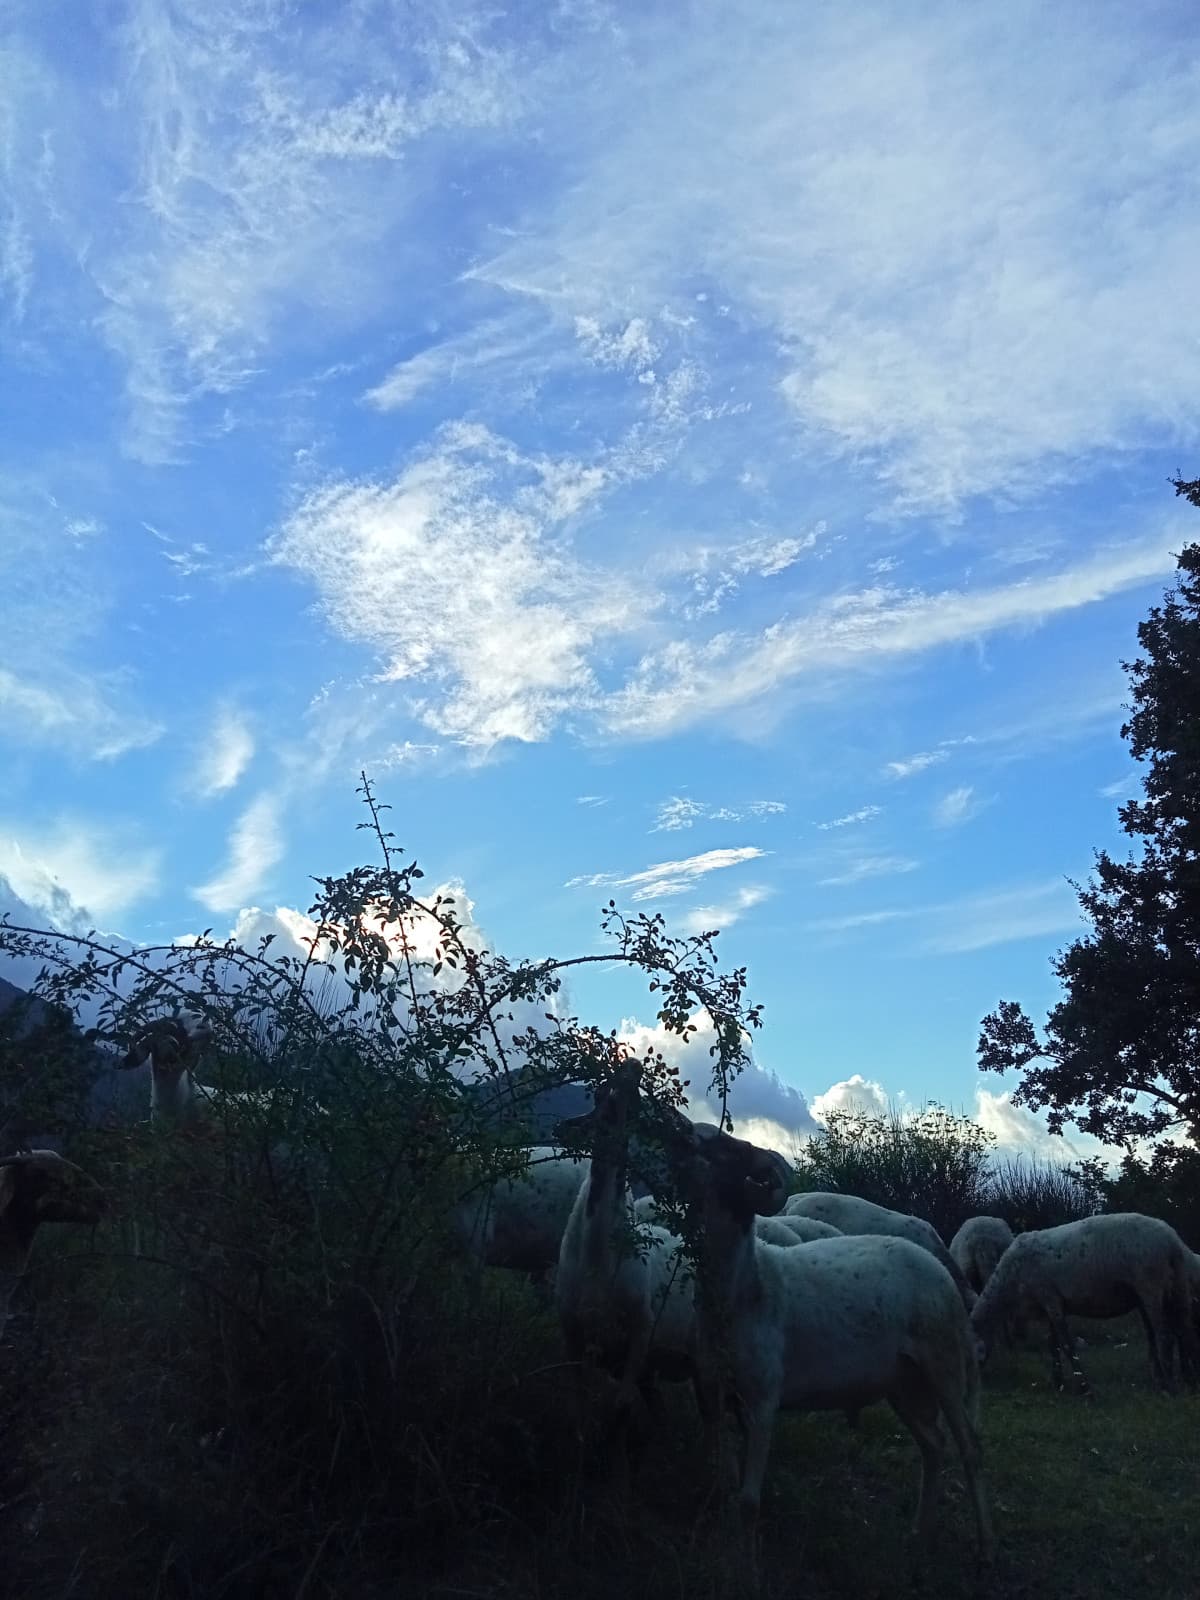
{"left": 566, "top": 845, "right": 767, "bottom": 904}
{"left": 933, "top": 784, "right": 982, "bottom": 828}
{"left": 474, "top": 4, "right": 1200, "bottom": 516}
{"left": 194, "top": 707, "right": 255, "bottom": 799}
{"left": 816, "top": 804, "right": 882, "bottom": 830}
{"left": 807, "top": 877, "right": 1082, "bottom": 954}
{"left": 819, "top": 854, "right": 919, "bottom": 888}
{"left": 651, "top": 796, "right": 786, "bottom": 831}
{"left": 191, "top": 793, "right": 285, "bottom": 915}
{"left": 605, "top": 536, "right": 1181, "bottom": 740}
{"left": 677, "top": 884, "right": 773, "bottom": 935}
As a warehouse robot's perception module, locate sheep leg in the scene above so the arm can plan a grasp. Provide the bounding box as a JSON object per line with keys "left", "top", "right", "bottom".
{"left": 888, "top": 1386, "right": 945, "bottom": 1549}
{"left": 1047, "top": 1308, "right": 1090, "bottom": 1396}
{"left": 936, "top": 1390, "right": 995, "bottom": 1565}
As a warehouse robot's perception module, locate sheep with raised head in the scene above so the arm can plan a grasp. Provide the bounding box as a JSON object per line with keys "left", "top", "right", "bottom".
{"left": 785, "top": 1192, "right": 976, "bottom": 1311}
{"left": 949, "top": 1216, "right": 1014, "bottom": 1297}
{"left": 679, "top": 1122, "right": 994, "bottom": 1570}
{"left": 970, "top": 1212, "right": 1197, "bottom": 1395}
{"left": 554, "top": 1062, "right": 698, "bottom": 1472}
{"left": 0, "top": 1150, "right": 105, "bottom": 1336}
{"left": 119, "top": 1013, "right": 217, "bottom": 1123}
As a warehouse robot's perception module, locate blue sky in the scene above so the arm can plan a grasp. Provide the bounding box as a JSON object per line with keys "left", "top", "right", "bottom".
{"left": 2, "top": 0, "right": 1198, "bottom": 1157}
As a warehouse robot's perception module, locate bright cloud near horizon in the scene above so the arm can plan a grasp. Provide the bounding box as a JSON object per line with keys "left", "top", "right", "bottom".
{"left": 2, "top": 0, "right": 1198, "bottom": 1160}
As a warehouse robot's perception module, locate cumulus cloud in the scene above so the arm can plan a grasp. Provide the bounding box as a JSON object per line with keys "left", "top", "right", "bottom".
{"left": 617, "top": 1007, "right": 819, "bottom": 1154}
{"left": 191, "top": 794, "right": 286, "bottom": 915}
{"left": 0, "top": 820, "right": 161, "bottom": 929}
{"left": 810, "top": 1073, "right": 894, "bottom": 1123}
{"left": 194, "top": 707, "right": 255, "bottom": 799}
{"left": 974, "top": 1088, "right": 1113, "bottom": 1162}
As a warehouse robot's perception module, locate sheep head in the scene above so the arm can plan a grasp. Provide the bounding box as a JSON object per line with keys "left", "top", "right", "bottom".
{"left": 0, "top": 1150, "right": 106, "bottom": 1242}
{"left": 120, "top": 1014, "right": 213, "bottom": 1078}
{"left": 555, "top": 1056, "right": 644, "bottom": 1157}
{"left": 686, "top": 1123, "right": 792, "bottom": 1223}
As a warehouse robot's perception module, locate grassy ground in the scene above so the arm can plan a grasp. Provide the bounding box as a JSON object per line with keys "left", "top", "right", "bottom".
{"left": 2, "top": 1252, "right": 1197, "bottom": 1600}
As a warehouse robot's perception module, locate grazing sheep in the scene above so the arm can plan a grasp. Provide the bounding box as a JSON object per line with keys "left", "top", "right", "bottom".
{"left": 0, "top": 1150, "right": 105, "bottom": 1336}
{"left": 786, "top": 1192, "right": 976, "bottom": 1311}
{"left": 452, "top": 1147, "right": 589, "bottom": 1282}
{"left": 554, "top": 1063, "right": 699, "bottom": 1469}
{"left": 971, "top": 1212, "right": 1197, "bottom": 1395}
{"left": 681, "top": 1123, "right": 994, "bottom": 1569}
{"left": 949, "top": 1216, "right": 1014, "bottom": 1297}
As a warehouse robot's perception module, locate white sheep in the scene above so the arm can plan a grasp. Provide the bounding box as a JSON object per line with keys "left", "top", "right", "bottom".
{"left": 682, "top": 1123, "right": 994, "bottom": 1569}
{"left": 0, "top": 1150, "right": 105, "bottom": 1336}
{"left": 452, "top": 1147, "right": 589, "bottom": 1282}
{"left": 772, "top": 1213, "right": 843, "bottom": 1244}
{"left": 949, "top": 1216, "right": 1014, "bottom": 1297}
{"left": 119, "top": 1013, "right": 217, "bottom": 1123}
{"left": 555, "top": 1063, "right": 698, "bottom": 1469}
{"left": 786, "top": 1192, "right": 976, "bottom": 1311}
{"left": 970, "top": 1212, "right": 1197, "bottom": 1394}
{"left": 635, "top": 1194, "right": 819, "bottom": 1250}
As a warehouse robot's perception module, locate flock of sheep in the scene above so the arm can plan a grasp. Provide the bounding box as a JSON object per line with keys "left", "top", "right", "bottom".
{"left": 4, "top": 1011, "right": 1200, "bottom": 1583}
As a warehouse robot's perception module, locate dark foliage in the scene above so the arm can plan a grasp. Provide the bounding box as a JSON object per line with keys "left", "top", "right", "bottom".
{"left": 979, "top": 476, "right": 1200, "bottom": 1153}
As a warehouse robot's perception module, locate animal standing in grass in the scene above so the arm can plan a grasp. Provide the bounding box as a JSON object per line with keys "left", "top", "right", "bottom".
{"left": 0, "top": 1150, "right": 105, "bottom": 1336}
{"left": 785, "top": 1191, "right": 976, "bottom": 1310}
{"left": 949, "top": 1216, "right": 1014, "bottom": 1298}
{"left": 554, "top": 1060, "right": 698, "bottom": 1475}
{"left": 682, "top": 1123, "right": 994, "bottom": 1571}
{"left": 970, "top": 1212, "right": 1197, "bottom": 1394}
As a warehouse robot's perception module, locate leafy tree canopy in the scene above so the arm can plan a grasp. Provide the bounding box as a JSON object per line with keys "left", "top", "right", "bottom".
{"left": 979, "top": 476, "right": 1200, "bottom": 1150}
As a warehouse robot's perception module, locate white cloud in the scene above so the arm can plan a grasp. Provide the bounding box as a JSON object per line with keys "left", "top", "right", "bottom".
{"left": 0, "top": 665, "right": 163, "bottom": 762}
{"left": 652, "top": 796, "right": 707, "bottom": 832}
{"left": 0, "top": 820, "right": 161, "bottom": 928}
{"left": 885, "top": 749, "right": 950, "bottom": 780}
{"left": 918, "top": 882, "right": 1082, "bottom": 955}
{"left": 933, "top": 785, "right": 979, "bottom": 827}
{"left": 191, "top": 794, "right": 285, "bottom": 915}
{"left": 678, "top": 885, "right": 772, "bottom": 935}
{"left": 651, "top": 796, "right": 787, "bottom": 831}
{"left": 603, "top": 537, "right": 1180, "bottom": 740}
{"left": 475, "top": 5, "right": 1200, "bottom": 514}
{"left": 810, "top": 1073, "right": 893, "bottom": 1124}
{"left": 974, "top": 1089, "right": 1110, "bottom": 1162}
{"left": 617, "top": 1007, "right": 819, "bottom": 1150}
{"left": 567, "top": 845, "right": 767, "bottom": 903}
{"left": 816, "top": 804, "right": 882, "bottom": 830}
{"left": 806, "top": 877, "right": 1083, "bottom": 955}
{"left": 194, "top": 707, "right": 255, "bottom": 799}
{"left": 576, "top": 794, "right": 610, "bottom": 807}
{"left": 1099, "top": 774, "right": 1139, "bottom": 799}
{"left": 820, "top": 854, "right": 918, "bottom": 888}
{"left": 269, "top": 426, "right": 652, "bottom": 749}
